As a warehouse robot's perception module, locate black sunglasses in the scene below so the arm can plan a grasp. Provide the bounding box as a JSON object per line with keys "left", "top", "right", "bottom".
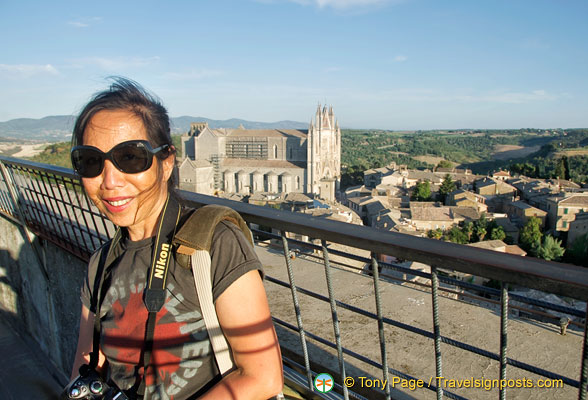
{"left": 71, "top": 140, "right": 170, "bottom": 178}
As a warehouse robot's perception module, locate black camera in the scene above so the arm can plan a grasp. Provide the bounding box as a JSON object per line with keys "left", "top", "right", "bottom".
{"left": 61, "top": 365, "right": 129, "bottom": 400}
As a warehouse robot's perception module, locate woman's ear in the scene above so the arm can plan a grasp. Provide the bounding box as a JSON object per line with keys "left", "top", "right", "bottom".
{"left": 162, "top": 145, "right": 176, "bottom": 181}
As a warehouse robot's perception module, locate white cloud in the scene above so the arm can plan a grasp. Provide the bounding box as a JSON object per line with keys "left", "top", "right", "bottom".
{"left": 393, "top": 55, "right": 407, "bottom": 62}
{"left": 72, "top": 56, "right": 160, "bottom": 71}
{"left": 323, "top": 66, "right": 342, "bottom": 73}
{"left": 481, "top": 90, "right": 556, "bottom": 104}
{"left": 266, "top": 0, "right": 404, "bottom": 9}
{"left": 315, "top": 0, "right": 391, "bottom": 8}
{"left": 353, "top": 88, "right": 558, "bottom": 104}
{"left": 68, "top": 21, "right": 89, "bottom": 28}
{"left": 163, "top": 69, "right": 223, "bottom": 80}
{"left": 0, "top": 64, "right": 59, "bottom": 78}
{"left": 67, "top": 17, "right": 102, "bottom": 28}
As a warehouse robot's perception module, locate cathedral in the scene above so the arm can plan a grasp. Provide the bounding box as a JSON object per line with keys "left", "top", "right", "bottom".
{"left": 179, "top": 104, "right": 341, "bottom": 202}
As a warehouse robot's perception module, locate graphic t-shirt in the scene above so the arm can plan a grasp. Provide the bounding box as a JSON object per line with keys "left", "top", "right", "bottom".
{"left": 81, "top": 218, "right": 263, "bottom": 400}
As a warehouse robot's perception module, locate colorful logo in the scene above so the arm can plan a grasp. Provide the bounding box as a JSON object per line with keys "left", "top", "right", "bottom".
{"left": 314, "top": 373, "right": 334, "bottom": 393}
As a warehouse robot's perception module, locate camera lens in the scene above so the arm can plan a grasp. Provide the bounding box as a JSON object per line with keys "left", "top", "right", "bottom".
{"left": 90, "top": 381, "right": 104, "bottom": 394}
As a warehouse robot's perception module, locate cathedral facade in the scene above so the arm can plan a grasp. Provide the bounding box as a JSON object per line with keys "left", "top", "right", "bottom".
{"left": 179, "top": 104, "right": 341, "bottom": 202}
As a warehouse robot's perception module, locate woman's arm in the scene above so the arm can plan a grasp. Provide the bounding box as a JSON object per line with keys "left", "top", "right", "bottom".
{"left": 71, "top": 304, "right": 106, "bottom": 380}
{"left": 199, "top": 270, "right": 283, "bottom": 399}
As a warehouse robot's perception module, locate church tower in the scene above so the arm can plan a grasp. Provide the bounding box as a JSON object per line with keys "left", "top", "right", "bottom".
{"left": 306, "top": 104, "right": 341, "bottom": 201}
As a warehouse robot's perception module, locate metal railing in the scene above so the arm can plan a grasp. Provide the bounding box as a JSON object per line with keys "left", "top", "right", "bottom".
{"left": 1, "top": 155, "right": 588, "bottom": 400}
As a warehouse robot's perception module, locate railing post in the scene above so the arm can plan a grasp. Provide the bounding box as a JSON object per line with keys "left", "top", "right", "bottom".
{"left": 281, "top": 232, "right": 314, "bottom": 391}
{"left": 431, "top": 266, "right": 443, "bottom": 400}
{"left": 499, "top": 282, "right": 509, "bottom": 400}
{"left": 0, "top": 161, "right": 26, "bottom": 224}
{"left": 0, "top": 161, "right": 50, "bottom": 280}
{"left": 321, "top": 240, "right": 349, "bottom": 400}
{"left": 371, "top": 255, "right": 391, "bottom": 400}
{"left": 579, "top": 303, "right": 588, "bottom": 400}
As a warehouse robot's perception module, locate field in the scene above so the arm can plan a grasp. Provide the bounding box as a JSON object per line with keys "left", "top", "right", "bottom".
{"left": 0, "top": 143, "right": 48, "bottom": 158}
{"left": 412, "top": 155, "right": 452, "bottom": 165}
{"left": 491, "top": 144, "right": 541, "bottom": 160}
{"left": 555, "top": 148, "right": 588, "bottom": 157}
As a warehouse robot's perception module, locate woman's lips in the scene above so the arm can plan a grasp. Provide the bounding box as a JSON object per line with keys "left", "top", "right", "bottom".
{"left": 102, "top": 197, "right": 133, "bottom": 212}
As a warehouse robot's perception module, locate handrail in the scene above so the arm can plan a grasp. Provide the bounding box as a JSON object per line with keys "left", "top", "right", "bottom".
{"left": 180, "top": 190, "right": 588, "bottom": 301}
{"left": 1, "top": 155, "right": 587, "bottom": 400}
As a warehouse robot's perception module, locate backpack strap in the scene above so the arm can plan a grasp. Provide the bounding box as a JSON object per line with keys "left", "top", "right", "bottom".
{"left": 173, "top": 205, "right": 253, "bottom": 375}
{"left": 174, "top": 204, "right": 253, "bottom": 254}
{"left": 173, "top": 205, "right": 285, "bottom": 399}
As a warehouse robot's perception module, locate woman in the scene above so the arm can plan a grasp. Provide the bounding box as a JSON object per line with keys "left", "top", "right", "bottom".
{"left": 70, "top": 78, "right": 283, "bottom": 399}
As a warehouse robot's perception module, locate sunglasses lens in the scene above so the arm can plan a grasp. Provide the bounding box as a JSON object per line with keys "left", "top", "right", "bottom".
{"left": 72, "top": 141, "right": 158, "bottom": 177}
{"left": 72, "top": 148, "right": 104, "bottom": 178}
{"left": 112, "top": 142, "right": 151, "bottom": 173}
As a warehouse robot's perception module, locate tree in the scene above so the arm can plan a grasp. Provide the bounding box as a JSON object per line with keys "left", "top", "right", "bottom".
{"left": 554, "top": 158, "right": 566, "bottom": 179}
{"left": 475, "top": 225, "right": 487, "bottom": 242}
{"left": 566, "top": 233, "right": 588, "bottom": 267}
{"left": 462, "top": 221, "right": 474, "bottom": 242}
{"left": 428, "top": 228, "right": 443, "bottom": 240}
{"left": 412, "top": 180, "right": 431, "bottom": 201}
{"left": 535, "top": 235, "right": 565, "bottom": 261}
{"left": 563, "top": 156, "right": 571, "bottom": 180}
{"left": 472, "top": 214, "right": 488, "bottom": 242}
{"left": 520, "top": 217, "right": 543, "bottom": 251}
{"left": 445, "top": 226, "right": 468, "bottom": 244}
{"left": 439, "top": 174, "right": 456, "bottom": 203}
{"left": 436, "top": 160, "right": 453, "bottom": 170}
{"left": 490, "top": 225, "right": 506, "bottom": 241}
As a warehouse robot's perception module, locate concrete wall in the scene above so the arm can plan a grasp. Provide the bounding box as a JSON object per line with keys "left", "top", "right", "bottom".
{"left": 0, "top": 214, "right": 86, "bottom": 379}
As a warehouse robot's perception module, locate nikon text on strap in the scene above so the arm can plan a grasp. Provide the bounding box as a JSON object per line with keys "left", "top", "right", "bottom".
{"left": 90, "top": 194, "right": 181, "bottom": 398}
{"left": 137, "top": 194, "right": 181, "bottom": 397}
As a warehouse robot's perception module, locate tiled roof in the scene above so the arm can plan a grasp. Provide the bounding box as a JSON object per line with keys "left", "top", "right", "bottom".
{"left": 283, "top": 192, "right": 313, "bottom": 203}
{"left": 407, "top": 171, "right": 441, "bottom": 182}
{"left": 365, "top": 200, "right": 389, "bottom": 214}
{"left": 451, "top": 207, "right": 480, "bottom": 220}
{"left": 505, "top": 245, "right": 527, "bottom": 256}
{"left": 410, "top": 205, "right": 452, "bottom": 221}
{"left": 548, "top": 194, "right": 588, "bottom": 206}
{"left": 468, "top": 240, "right": 506, "bottom": 251}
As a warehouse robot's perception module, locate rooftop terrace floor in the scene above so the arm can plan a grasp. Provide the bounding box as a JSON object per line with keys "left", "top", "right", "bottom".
{"left": 0, "top": 316, "right": 64, "bottom": 399}
{"left": 256, "top": 244, "right": 582, "bottom": 400}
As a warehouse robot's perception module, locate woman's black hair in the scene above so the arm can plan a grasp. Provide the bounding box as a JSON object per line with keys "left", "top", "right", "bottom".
{"left": 72, "top": 77, "right": 178, "bottom": 190}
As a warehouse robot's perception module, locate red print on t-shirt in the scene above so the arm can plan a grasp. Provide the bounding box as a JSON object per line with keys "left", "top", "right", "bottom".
{"left": 102, "top": 290, "right": 190, "bottom": 389}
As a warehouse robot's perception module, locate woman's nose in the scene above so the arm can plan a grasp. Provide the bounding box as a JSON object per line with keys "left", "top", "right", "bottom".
{"left": 101, "top": 160, "right": 125, "bottom": 189}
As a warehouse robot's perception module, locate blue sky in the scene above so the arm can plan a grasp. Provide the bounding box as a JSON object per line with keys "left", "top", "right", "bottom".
{"left": 1, "top": 0, "right": 587, "bottom": 129}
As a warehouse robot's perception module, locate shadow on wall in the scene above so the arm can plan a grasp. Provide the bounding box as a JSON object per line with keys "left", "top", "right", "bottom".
{"left": 0, "top": 214, "right": 87, "bottom": 383}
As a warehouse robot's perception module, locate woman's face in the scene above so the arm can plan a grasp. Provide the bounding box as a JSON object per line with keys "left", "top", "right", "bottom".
{"left": 81, "top": 109, "right": 174, "bottom": 240}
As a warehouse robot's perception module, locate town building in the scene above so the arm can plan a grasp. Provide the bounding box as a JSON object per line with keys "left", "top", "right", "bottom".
{"left": 568, "top": 212, "right": 588, "bottom": 248}
{"left": 492, "top": 170, "right": 511, "bottom": 181}
{"left": 445, "top": 189, "right": 488, "bottom": 213}
{"left": 503, "top": 200, "right": 548, "bottom": 228}
{"left": 475, "top": 177, "right": 517, "bottom": 198}
{"left": 546, "top": 193, "right": 588, "bottom": 233}
{"left": 179, "top": 104, "right": 341, "bottom": 202}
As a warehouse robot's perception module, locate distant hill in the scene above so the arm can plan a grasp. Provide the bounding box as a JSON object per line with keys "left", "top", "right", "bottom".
{"left": 0, "top": 115, "right": 76, "bottom": 142}
{"left": 170, "top": 116, "right": 308, "bottom": 132}
{"left": 0, "top": 115, "right": 309, "bottom": 142}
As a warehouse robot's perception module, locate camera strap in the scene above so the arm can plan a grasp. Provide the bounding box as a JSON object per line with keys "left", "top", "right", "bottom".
{"left": 89, "top": 193, "right": 181, "bottom": 398}
{"left": 136, "top": 194, "right": 181, "bottom": 397}
{"left": 90, "top": 229, "right": 122, "bottom": 370}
